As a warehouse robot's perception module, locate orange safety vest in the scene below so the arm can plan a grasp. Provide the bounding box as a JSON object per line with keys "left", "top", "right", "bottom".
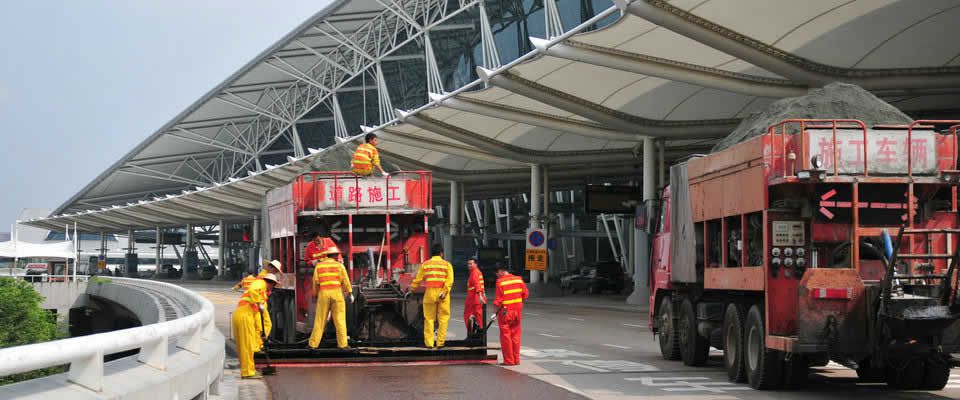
{"left": 314, "top": 258, "right": 348, "bottom": 292}
{"left": 496, "top": 274, "right": 526, "bottom": 306}
{"left": 351, "top": 143, "right": 380, "bottom": 174}
{"left": 420, "top": 257, "right": 451, "bottom": 288}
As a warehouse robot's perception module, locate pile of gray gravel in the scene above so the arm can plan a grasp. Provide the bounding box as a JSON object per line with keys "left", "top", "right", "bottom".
{"left": 711, "top": 82, "right": 913, "bottom": 152}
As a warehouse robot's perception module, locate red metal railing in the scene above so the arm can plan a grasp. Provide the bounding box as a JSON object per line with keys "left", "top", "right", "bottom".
{"left": 767, "top": 119, "right": 869, "bottom": 178}
{"left": 767, "top": 119, "right": 960, "bottom": 179}
{"left": 293, "top": 170, "right": 433, "bottom": 214}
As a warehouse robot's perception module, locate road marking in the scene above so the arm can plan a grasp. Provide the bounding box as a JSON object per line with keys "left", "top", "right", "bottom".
{"left": 520, "top": 348, "right": 596, "bottom": 358}
{"left": 602, "top": 344, "right": 631, "bottom": 350}
{"left": 526, "top": 312, "right": 540, "bottom": 316}
{"left": 626, "top": 377, "right": 750, "bottom": 393}
{"left": 538, "top": 333, "right": 563, "bottom": 338}
{"left": 451, "top": 318, "right": 464, "bottom": 322}
{"left": 568, "top": 317, "right": 584, "bottom": 321}
{"left": 622, "top": 323, "right": 644, "bottom": 328}
{"left": 548, "top": 360, "right": 657, "bottom": 372}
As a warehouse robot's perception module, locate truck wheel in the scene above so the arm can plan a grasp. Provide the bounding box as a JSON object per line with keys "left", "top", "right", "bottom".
{"left": 782, "top": 355, "right": 809, "bottom": 389}
{"left": 745, "top": 305, "right": 783, "bottom": 390}
{"left": 855, "top": 358, "right": 885, "bottom": 383}
{"left": 886, "top": 359, "right": 924, "bottom": 390}
{"left": 679, "top": 298, "right": 709, "bottom": 366}
{"left": 920, "top": 355, "right": 951, "bottom": 390}
{"left": 657, "top": 296, "right": 681, "bottom": 361}
{"left": 722, "top": 303, "right": 747, "bottom": 382}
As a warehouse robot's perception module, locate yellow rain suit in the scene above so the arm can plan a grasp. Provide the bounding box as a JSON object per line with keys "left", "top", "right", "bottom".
{"left": 307, "top": 256, "right": 353, "bottom": 349}
{"left": 410, "top": 256, "right": 454, "bottom": 347}
{"left": 232, "top": 278, "right": 272, "bottom": 378}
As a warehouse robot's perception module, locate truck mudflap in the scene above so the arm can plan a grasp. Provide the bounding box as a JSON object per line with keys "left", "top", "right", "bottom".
{"left": 255, "top": 341, "right": 498, "bottom": 365}
{"left": 795, "top": 268, "right": 869, "bottom": 354}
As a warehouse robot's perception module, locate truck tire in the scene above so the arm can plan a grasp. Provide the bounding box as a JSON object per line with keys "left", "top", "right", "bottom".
{"left": 920, "top": 355, "right": 951, "bottom": 390}
{"left": 680, "top": 298, "right": 709, "bottom": 366}
{"left": 886, "top": 358, "right": 924, "bottom": 389}
{"left": 657, "top": 296, "right": 681, "bottom": 361}
{"left": 722, "top": 303, "right": 747, "bottom": 383}
{"left": 745, "top": 305, "right": 783, "bottom": 390}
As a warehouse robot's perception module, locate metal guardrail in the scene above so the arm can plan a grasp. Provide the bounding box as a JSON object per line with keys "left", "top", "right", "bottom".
{"left": 0, "top": 277, "right": 219, "bottom": 393}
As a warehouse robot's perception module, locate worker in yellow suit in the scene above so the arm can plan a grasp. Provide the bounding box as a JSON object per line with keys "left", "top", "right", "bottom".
{"left": 232, "top": 273, "right": 277, "bottom": 379}
{"left": 308, "top": 245, "right": 353, "bottom": 349}
{"left": 232, "top": 259, "right": 282, "bottom": 292}
{"left": 351, "top": 133, "right": 388, "bottom": 177}
{"left": 409, "top": 244, "right": 454, "bottom": 348}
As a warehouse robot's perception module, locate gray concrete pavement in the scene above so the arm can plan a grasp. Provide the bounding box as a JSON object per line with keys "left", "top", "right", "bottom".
{"left": 180, "top": 281, "right": 960, "bottom": 400}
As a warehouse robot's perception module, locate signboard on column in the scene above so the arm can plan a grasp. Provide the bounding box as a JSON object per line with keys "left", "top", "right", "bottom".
{"left": 525, "top": 227, "right": 547, "bottom": 271}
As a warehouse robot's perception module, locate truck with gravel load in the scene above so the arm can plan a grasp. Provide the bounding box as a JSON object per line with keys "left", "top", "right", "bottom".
{"left": 649, "top": 118, "right": 960, "bottom": 390}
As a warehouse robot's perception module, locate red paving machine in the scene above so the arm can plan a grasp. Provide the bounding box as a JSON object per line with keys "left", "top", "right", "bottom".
{"left": 650, "top": 119, "right": 960, "bottom": 390}
{"left": 258, "top": 171, "right": 492, "bottom": 363}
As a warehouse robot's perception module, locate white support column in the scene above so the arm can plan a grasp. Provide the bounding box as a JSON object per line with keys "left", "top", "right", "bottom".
{"left": 446, "top": 181, "right": 460, "bottom": 258}
{"left": 155, "top": 227, "right": 162, "bottom": 280}
{"left": 543, "top": 0, "right": 564, "bottom": 39}
{"left": 332, "top": 94, "right": 349, "bottom": 140}
{"left": 658, "top": 139, "right": 666, "bottom": 188}
{"left": 542, "top": 165, "right": 550, "bottom": 282}
{"left": 250, "top": 217, "right": 260, "bottom": 275}
{"left": 375, "top": 62, "right": 394, "bottom": 125}
{"left": 628, "top": 138, "right": 655, "bottom": 305}
{"left": 530, "top": 164, "right": 542, "bottom": 284}
{"left": 218, "top": 220, "right": 226, "bottom": 277}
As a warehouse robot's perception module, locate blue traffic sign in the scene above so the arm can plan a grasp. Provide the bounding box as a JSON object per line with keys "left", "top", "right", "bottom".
{"left": 528, "top": 230, "right": 545, "bottom": 247}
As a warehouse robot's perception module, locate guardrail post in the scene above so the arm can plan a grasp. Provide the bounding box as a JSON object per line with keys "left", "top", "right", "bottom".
{"left": 68, "top": 350, "right": 104, "bottom": 392}
{"left": 178, "top": 326, "right": 204, "bottom": 354}
{"left": 137, "top": 335, "right": 168, "bottom": 370}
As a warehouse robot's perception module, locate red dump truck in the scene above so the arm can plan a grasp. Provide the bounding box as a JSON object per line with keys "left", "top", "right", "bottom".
{"left": 649, "top": 119, "right": 960, "bottom": 390}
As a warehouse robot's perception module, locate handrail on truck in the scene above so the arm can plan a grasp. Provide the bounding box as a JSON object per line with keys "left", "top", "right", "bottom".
{"left": 766, "top": 119, "right": 869, "bottom": 178}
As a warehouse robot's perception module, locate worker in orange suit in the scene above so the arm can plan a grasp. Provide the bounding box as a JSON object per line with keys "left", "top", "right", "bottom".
{"left": 464, "top": 257, "right": 486, "bottom": 333}
{"left": 494, "top": 266, "right": 528, "bottom": 366}
{"left": 351, "top": 133, "right": 387, "bottom": 177}
{"left": 409, "top": 245, "right": 454, "bottom": 347}
{"left": 308, "top": 245, "right": 353, "bottom": 349}
{"left": 233, "top": 259, "right": 282, "bottom": 292}
{"left": 304, "top": 232, "right": 334, "bottom": 265}
{"left": 232, "top": 273, "right": 277, "bottom": 379}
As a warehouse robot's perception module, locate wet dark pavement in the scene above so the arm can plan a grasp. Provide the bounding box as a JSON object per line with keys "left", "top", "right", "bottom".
{"left": 264, "top": 364, "right": 589, "bottom": 400}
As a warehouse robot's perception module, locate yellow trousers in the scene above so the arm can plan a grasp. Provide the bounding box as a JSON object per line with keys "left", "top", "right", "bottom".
{"left": 308, "top": 290, "right": 348, "bottom": 348}
{"left": 232, "top": 305, "right": 269, "bottom": 377}
{"left": 422, "top": 287, "right": 451, "bottom": 347}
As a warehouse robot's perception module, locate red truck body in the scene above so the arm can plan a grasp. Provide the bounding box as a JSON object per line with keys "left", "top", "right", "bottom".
{"left": 649, "top": 119, "right": 960, "bottom": 390}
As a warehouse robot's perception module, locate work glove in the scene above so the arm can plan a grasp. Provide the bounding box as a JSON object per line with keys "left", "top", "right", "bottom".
{"left": 349, "top": 294, "right": 355, "bottom": 303}
{"left": 258, "top": 304, "right": 265, "bottom": 313}
{"left": 383, "top": 172, "right": 390, "bottom": 178}
{"left": 438, "top": 290, "right": 446, "bottom": 300}
{"left": 489, "top": 313, "right": 498, "bottom": 322}
{"left": 479, "top": 293, "right": 487, "bottom": 304}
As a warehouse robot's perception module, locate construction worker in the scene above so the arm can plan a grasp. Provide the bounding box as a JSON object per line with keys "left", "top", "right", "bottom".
{"left": 307, "top": 244, "right": 353, "bottom": 349}
{"left": 464, "top": 257, "right": 486, "bottom": 333}
{"left": 409, "top": 245, "right": 454, "bottom": 348}
{"left": 232, "top": 273, "right": 278, "bottom": 379}
{"left": 351, "top": 133, "right": 388, "bottom": 177}
{"left": 233, "top": 259, "right": 282, "bottom": 292}
{"left": 303, "top": 232, "right": 331, "bottom": 265}
{"left": 494, "top": 266, "right": 528, "bottom": 366}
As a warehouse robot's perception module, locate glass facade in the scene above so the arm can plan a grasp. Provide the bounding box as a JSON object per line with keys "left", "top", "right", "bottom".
{"left": 262, "top": 0, "right": 619, "bottom": 164}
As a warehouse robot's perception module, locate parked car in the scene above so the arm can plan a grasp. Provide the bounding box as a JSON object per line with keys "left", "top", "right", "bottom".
{"left": 560, "top": 261, "right": 626, "bottom": 294}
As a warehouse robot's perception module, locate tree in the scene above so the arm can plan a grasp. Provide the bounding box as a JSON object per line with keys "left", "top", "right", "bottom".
{"left": 0, "top": 277, "right": 65, "bottom": 384}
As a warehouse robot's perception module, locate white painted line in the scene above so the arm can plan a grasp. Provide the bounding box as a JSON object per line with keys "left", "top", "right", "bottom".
{"left": 568, "top": 317, "right": 584, "bottom": 321}
{"left": 602, "top": 344, "right": 631, "bottom": 350}
{"left": 622, "top": 323, "right": 644, "bottom": 328}
{"left": 538, "top": 333, "right": 563, "bottom": 338}
{"left": 526, "top": 312, "right": 540, "bottom": 316}
{"left": 451, "top": 318, "right": 464, "bottom": 322}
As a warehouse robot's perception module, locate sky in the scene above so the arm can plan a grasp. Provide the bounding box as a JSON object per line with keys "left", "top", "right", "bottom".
{"left": 0, "top": 0, "right": 330, "bottom": 231}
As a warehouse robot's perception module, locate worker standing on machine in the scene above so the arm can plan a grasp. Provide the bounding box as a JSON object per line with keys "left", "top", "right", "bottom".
{"left": 464, "top": 257, "right": 486, "bottom": 333}
{"left": 494, "top": 266, "right": 528, "bottom": 366}
{"left": 351, "top": 133, "right": 388, "bottom": 177}
{"left": 409, "top": 245, "right": 454, "bottom": 348}
{"left": 232, "top": 273, "right": 278, "bottom": 379}
{"left": 308, "top": 245, "right": 353, "bottom": 349}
